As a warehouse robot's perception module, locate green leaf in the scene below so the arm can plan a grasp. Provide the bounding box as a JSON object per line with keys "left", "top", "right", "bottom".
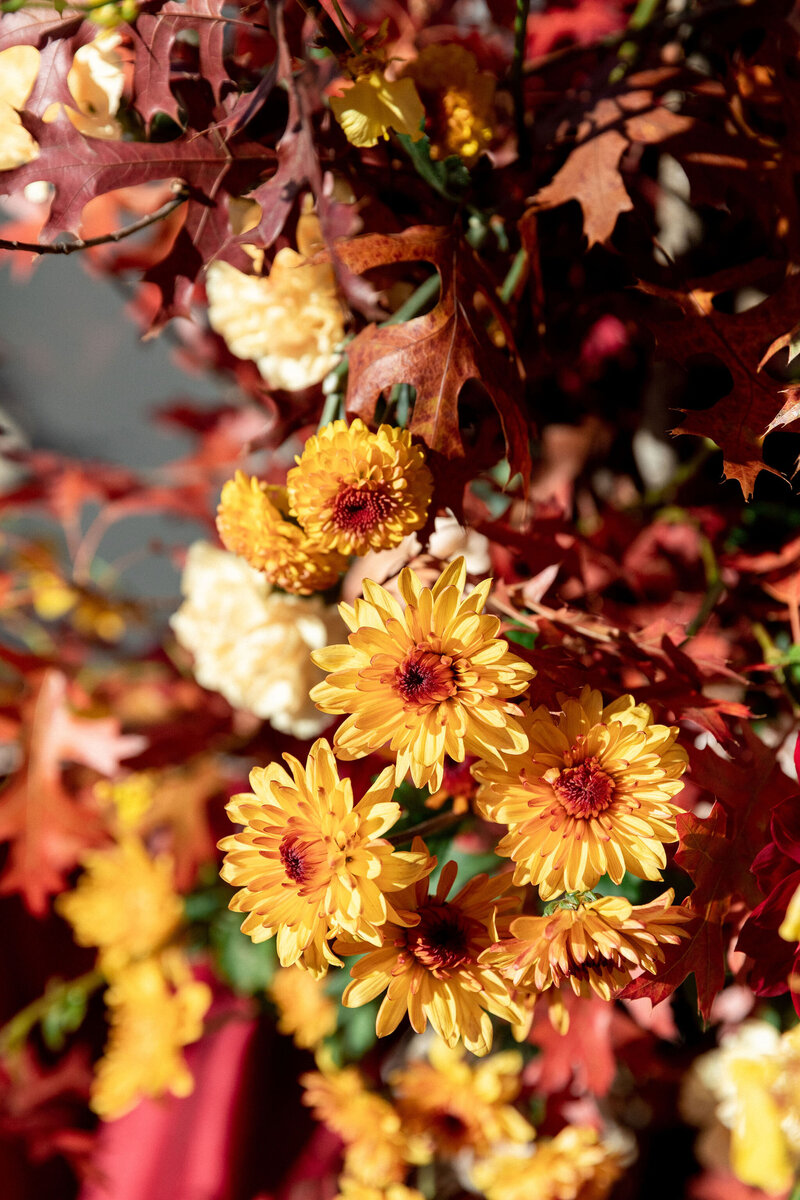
{"left": 210, "top": 908, "right": 277, "bottom": 994}
{"left": 395, "top": 133, "right": 471, "bottom": 202}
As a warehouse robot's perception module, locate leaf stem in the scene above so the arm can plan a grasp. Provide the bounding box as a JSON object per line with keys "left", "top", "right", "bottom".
{"left": 385, "top": 810, "right": 463, "bottom": 846}
{"left": 511, "top": 0, "right": 531, "bottom": 155}
{"left": 499, "top": 247, "right": 528, "bottom": 304}
{"left": 381, "top": 272, "right": 440, "bottom": 325}
{"left": 0, "top": 187, "right": 188, "bottom": 257}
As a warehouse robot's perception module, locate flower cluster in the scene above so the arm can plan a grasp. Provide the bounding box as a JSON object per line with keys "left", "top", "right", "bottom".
{"left": 215, "top": 419, "right": 433, "bottom": 595}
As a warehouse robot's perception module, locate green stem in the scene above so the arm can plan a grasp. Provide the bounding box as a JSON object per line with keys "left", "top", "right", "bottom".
{"left": 511, "top": 0, "right": 531, "bottom": 155}
{"left": 0, "top": 969, "right": 103, "bottom": 1056}
{"left": 499, "top": 247, "right": 528, "bottom": 304}
{"left": 328, "top": 0, "right": 360, "bottom": 55}
{"left": 386, "top": 810, "right": 463, "bottom": 846}
{"left": 381, "top": 272, "right": 440, "bottom": 325}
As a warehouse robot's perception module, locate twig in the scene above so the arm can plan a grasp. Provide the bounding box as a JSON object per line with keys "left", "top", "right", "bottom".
{"left": 0, "top": 186, "right": 188, "bottom": 257}
{"left": 385, "top": 810, "right": 463, "bottom": 846}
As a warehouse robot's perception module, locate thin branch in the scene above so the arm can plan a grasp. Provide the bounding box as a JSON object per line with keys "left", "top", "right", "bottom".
{"left": 385, "top": 810, "right": 464, "bottom": 846}
{"left": 0, "top": 186, "right": 188, "bottom": 257}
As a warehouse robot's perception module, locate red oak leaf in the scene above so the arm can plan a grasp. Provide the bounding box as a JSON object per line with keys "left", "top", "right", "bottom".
{"left": 0, "top": 671, "right": 144, "bottom": 914}
{"left": 333, "top": 226, "right": 531, "bottom": 484}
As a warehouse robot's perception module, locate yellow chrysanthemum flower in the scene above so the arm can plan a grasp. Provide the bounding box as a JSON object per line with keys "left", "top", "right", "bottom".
{"left": 0, "top": 46, "right": 40, "bottom": 171}
{"left": 402, "top": 45, "right": 495, "bottom": 165}
{"left": 56, "top": 835, "right": 184, "bottom": 978}
{"left": 286, "top": 419, "right": 433, "bottom": 558}
{"left": 474, "top": 687, "right": 687, "bottom": 899}
{"left": 390, "top": 1040, "right": 533, "bottom": 1158}
{"left": 301, "top": 1063, "right": 416, "bottom": 1185}
{"left": 219, "top": 739, "right": 432, "bottom": 976}
{"left": 206, "top": 206, "right": 346, "bottom": 391}
{"left": 336, "top": 1182, "right": 425, "bottom": 1200}
{"left": 91, "top": 950, "right": 211, "bottom": 1120}
{"left": 268, "top": 966, "right": 337, "bottom": 1050}
{"left": 336, "top": 847, "right": 522, "bottom": 1056}
{"left": 780, "top": 881, "right": 800, "bottom": 941}
{"left": 330, "top": 62, "right": 425, "bottom": 148}
{"left": 311, "top": 558, "right": 534, "bottom": 793}
{"left": 481, "top": 889, "right": 689, "bottom": 1003}
{"left": 472, "top": 1126, "right": 627, "bottom": 1200}
{"left": 217, "top": 473, "right": 346, "bottom": 593}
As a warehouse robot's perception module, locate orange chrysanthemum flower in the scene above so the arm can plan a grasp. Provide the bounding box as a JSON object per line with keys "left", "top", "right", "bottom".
{"left": 475, "top": 686, "right": 687, "bottom": 899}
{"left": 481, "top": 890, "right": 690, "bottom": 1002}
{"left": 268, "top": 966, "right": 337, "bottom": 1050}
{"left": 336, "top": 1182, "right": 426, "bottom": 1200}
{"left": 336, "top": 845, "right": 522, "bottom": 1056}
{"left": 217, "top": 472, "right": 346, "bottom": 594}
{"left": 92, "top": 950, "right": 211, "bottom": 1120}
{"left": 301, "top": 1063, "right": 416, "bottom": 1185}
{"left": 311, "top": 558, "right": 534, "bottom": 793}
{"left": 471, "top": 1126, "right": 628, "bottom": 1200}
{"left": 219, "top": 739, "right": 432, "bottom": 976}
{"left": 390, "top": 1039, "right": 533, "bottom": 1158}
{"left": 56, "top": 835, "right": 183, "bottom": 978}
{"left": 286, "top": 419, "right": 433, "bottom": 558}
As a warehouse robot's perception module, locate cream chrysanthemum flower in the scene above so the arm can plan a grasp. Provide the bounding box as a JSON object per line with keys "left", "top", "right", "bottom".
{"left": 170, "top": 542, "right": 342, "bottom": 737}
{"left": 472, "top": 1126, "right": 628, "bottom": 1200}
{"left": 206, "top": 206, "right": 345, "bottom": 391}
{"left": 268, "top": 966, "right": 337, "bottom": 1050}
{"left": 287, "top": 419, "right": 433, "bottom": 557}
{"left": 336, "top": 848, "right": 522, "bottom": 1056}
{"left": 330, "top": 61, "right": 425, "bottom": 148}
{"left": 481, "top": 890, "right": 689, "bottom": 1002}
{"left": 402, "top": 45, "right": 495, "bottom": 165}
{"left": 217, "top": 473, "right": 346, "bottom": 593}
{"left": 301, "top": 1063, "right": 416, "bottom": 1185}
{"left": 311, "top": 558, "right": 534, "bottom": 793}
{"left": 91, "top": 950, "right": 211, "bottom": 1120}
{"left": 65, "top": 31, "right": 124, "bottom": 139}
{"left": 56, "top": 835, "right": 183, "bottom": 978}
{"left": 0, "top": 47, "right": 40, "bottom": 171}
{"left": 219, "top": 739, "right": 432, "bottom": 976}
{"left": 390, "top": 1039, "right": 533, "bottom": 1158}
{"left": 475, "top": 687, "right": 687, "bottom": 899}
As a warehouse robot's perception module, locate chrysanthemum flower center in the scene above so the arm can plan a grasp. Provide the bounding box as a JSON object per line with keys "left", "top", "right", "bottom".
{"left": 553, "top": 757, "right": 616, "bottom": 818}
{"left": 407, "top": 901, "right": 472, "bottom": 971}
{"left": 279, "top": 835, "right": 312, "bottom": 884}
{"left": 331, "top": 483, "right": 394, "bottom": 533}
{"left": 433, "top": 1110, "right": 469, "bottom": 1145}
{"left": 395, "top": 649, "right": 457, "bottom": 706}
{"left": 566, "top": 951, "right": 618, "bottom": 982}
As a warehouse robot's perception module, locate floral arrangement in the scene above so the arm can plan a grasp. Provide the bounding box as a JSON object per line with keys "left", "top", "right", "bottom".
{"left": 1, "top": 0, "right": 800, "bottom": 1197}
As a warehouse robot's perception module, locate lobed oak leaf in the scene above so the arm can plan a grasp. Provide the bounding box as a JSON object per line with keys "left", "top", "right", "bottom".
{"left": 623, "top": 728, "right": 796, "bottom": 1019}
{"left": 637, "top": 269, "right": 800, "bottom": 499}
{"left": 529, "top": 72, "right": 693, "bottom": 247}
{"left": 0, "top": 671, "right": 144, "bottom": 915}
{"left": 333, "top": 226, "right": 531, "bottom": 483}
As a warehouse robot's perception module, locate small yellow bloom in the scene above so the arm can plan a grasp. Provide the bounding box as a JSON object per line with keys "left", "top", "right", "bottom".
{"left": 390, "top": 1040, "right": 533, "bottom": 1158}
{"left": 287, "top": 419, "right": 433, "bottom": 558}
{"left": 217, "top": 473, "right": 346, "bottom": 593}
{"left": 482, "top": 889, "right": 689, "bottom": 1003}
{"left": 219, "top": 739, "right": 432, "bottom": 976}
{"left": 337, "top": 848, "right": 523, "bottom": 1056}
{"left": 330, "top": 67, "right": 425, "bottom": 148}
{"left": 94, "top": 772, "right": 156, "bottom": 831}
{"left": 0, "top": 46, "right": 40, "bottom": 171}
{"left": 206, "top": 206, "right": 345, "bottom": 391}
{"left": 268, "top": 966, "right": 337, "bottom": 1050}
{"left": 402, "top": 45, "right": 495, "bottom": 165}
{"left": 780, "top": 881, "right": 800, "bottom": 942}
{"left": 475, "top": 687, "right": 687, "bottom": 899}
{"left": 91, "top": 950, "right": 211, "bottom": 1120}
{"left": 336, "top": 1182, "right": 425, "bottom": 1200}
{"left": 56, "top": 834, "right": 184, "bottom": 978}
{"left": 472, "top": 1126, "right": 627, "bottom": 1200}
{"left": 302, "top": 1063, "right": 414, "bottom": 1185}
{"left": 311, "top": 557, "right": 534, "bottom": 793}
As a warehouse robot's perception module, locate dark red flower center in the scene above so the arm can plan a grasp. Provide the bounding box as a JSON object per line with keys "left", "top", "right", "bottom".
{"left": 407, "top": 901, "right": 473, "bottom": 972}
{"left": 279, "top": 836, "right": 310, "bottom": 883}
{"left": 432, "top": 1110, "right": 469, "bottom": 1146}
{"left": 331, "top": 483, "right": 394, "bottom": 532}
{"left": 553, "top": 757, "right": 616, "bottom": 818}
{"left": 566, "top": 951, "right": 618, "bottom": 982}
{"left": 395, "top": 649, "right": 457, "bottom": 706}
